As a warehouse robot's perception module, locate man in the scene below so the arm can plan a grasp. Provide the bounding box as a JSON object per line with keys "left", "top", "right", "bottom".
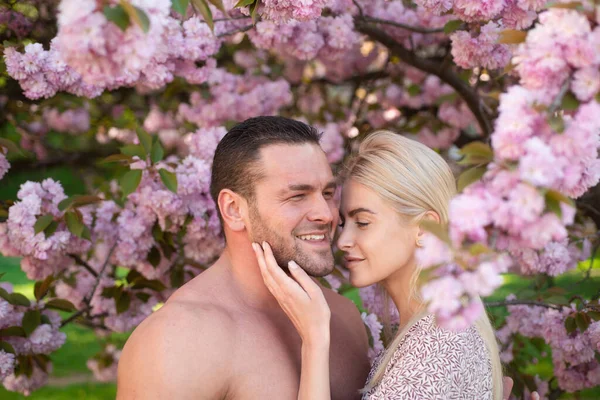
{"left": 117, "top": 116, "right": 371, "bottom": 399}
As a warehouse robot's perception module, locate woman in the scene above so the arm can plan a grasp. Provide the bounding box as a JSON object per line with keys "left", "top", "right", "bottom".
{"left": 252, "top": 130, "right": 510, "bottom": 399}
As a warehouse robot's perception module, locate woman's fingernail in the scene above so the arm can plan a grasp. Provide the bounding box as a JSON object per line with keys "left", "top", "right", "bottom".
{"left": 262, "top": 241, "right": 268, "bottom": 249}
{"left": 288, "top": 261, "right": 298, "bottom": 269}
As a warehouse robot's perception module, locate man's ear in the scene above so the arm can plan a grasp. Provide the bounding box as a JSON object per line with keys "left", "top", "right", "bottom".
{"left": 218, "top": 189, "right": 247, "bottom": 232}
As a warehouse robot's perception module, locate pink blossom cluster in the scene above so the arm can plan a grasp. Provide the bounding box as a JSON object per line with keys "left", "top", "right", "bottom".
{"left": 43, "top": 107, "right": 90, "bottom": 134}
{"left": 415, "top": 0, "right": 546, "bottom": 22}
{"left": 361, "top": 312, "right": 385, "bottom": 361}
{"left": 418, "top": 237, "right": 511, "bottom": 331}
{"left": 178, "top": 70, "right": 292, "bottom": 128}
{"left": 514, "top": 9, "right": 600, "bottom": 99}
{"left": 366, "top": 0, "right": 451, "bottom": 49}
{"left": 0, "top": 284, "right": 66, "bottom": 395}
{"left": 511, "top": 238, "right": 590, "bottom": 276}
{"left": 257, "top": 0, "right": 328, "bottom": 22}
{"left": 5, "top": 2, "right": 224, "bottom": 99}
{"left": 315, "top": 122, "right": 345, "bottom": 163}
{"left": 87, "top": 344, "right": 121, "bottom": 382}
{"left": 0, "top": 146, "right": 9, "bottom": 180}
{"left": 450, "top": 22, "right": 511, "bottom": 70}
{"left": 0, "top": 9, "right": 33, "bottom": 39}
{"left": 359, "top": 284, "right": 400, "bottom": 325}
{"left": 3, "top": 179, "right": 91, "bottom": 280}
{"left": 499, "top": 301, "right": 600, "bottom": 392}
{"left": 492, "top": 88, "right": 600, "bottom": 198}
{"left": 249, "top": 14, "right": 359, "bottom": 61}
{"left": 3, "top": 42, "right": 103, "bottom": 99}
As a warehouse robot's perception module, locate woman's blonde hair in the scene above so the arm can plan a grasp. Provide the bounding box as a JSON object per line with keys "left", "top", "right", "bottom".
{"left": 342, "top": 130, "right": 502, "bottom": 400}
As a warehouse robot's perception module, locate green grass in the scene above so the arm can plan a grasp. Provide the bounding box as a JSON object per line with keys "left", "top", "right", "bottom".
{"left": 0, "top": 382, "right": 116, "bottom": 400}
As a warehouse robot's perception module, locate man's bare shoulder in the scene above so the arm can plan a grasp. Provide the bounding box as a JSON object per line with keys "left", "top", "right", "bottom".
{"left": 117, "top": 292, "right": 236, "bottom": 399}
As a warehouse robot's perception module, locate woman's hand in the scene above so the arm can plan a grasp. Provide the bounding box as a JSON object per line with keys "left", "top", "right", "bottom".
{"left": 252, "top": 242, "right": 331, "bottom": 347}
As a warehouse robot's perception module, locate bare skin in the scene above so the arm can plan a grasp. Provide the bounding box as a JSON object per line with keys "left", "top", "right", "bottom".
{"left": 116, "top": 143, "right": 371, "bottom": 400}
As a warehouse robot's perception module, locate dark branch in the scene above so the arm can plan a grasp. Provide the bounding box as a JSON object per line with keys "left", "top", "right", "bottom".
{"left": 485, "top": 300, "right": 565, "bottom": 310}
{"left": 217, "top": 24, "right": 254, "bottom": 38}
{"left": 354, "top": 18, "right": 493, "bottom": 137}
{"left": 60, "top": 306, "right": 89, "bottom": 328}
{"left": 68, "top": 254, "right": 99, "bottom": 278}
{"left": 361, "top": 16, "right": 446, "bottom": 34}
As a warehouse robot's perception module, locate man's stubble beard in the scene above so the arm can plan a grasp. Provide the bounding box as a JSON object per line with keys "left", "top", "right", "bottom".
{"left": 248, "top": 202, "right": 334, "bottom": 277}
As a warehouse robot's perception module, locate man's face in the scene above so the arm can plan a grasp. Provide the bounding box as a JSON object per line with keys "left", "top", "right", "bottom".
{"left": 247, "top": 143, "right": 338, "bottom": 277}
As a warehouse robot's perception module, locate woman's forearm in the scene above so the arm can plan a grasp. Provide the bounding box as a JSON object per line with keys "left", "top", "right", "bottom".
{"left": 298, "top": 338, "right": 331, "bottom": 400}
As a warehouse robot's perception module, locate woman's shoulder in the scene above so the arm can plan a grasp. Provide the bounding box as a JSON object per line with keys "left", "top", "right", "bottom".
{"left": 393, "top": 314, "right": 489, "bottom": 361}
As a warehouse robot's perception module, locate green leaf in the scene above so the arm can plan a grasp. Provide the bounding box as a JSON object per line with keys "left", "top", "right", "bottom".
{"left": 192, "top": 0, "right": 214, "bottom": 31}
{"left": 33, "top": 354, "right": 50, "bottom": 373}
{"left": 170, "top": 267, "right": 185, "bottom": 288}
{"left": 9, "top": 293, "right": 30, "bottom": 307}
{"left": 171, "top": 0, "right": 190, "bottom": 14}
{"left": 547, "top": 114, "right": 565, "bottom": 133}
{"left": 147, "top": 246, "right": 161, "bottom": 267}
{"left": 71, "top": 195, "right": 103, "bottom": 208}
{"left": 120, "top": 169, "right": 143, "bottom": 197}
{"left": 136, "top": 128, "right": 153, "bottom": 156}
{"left": 103, "top": 5, "right": 131, "bottom": 31}
{"left": 0, "top": 326, "right": 26, "bottom": 337}
{"left": 120, "top": 144, "right": 147, "bottom": 159}
{"left": 81, "top": 225, "right": 92, "bottom": 241}
{"left": 99, "top": 154, "right": 135, "bottom": 165}
{"left": 545, "top": 295, "right": 570, "bottom": 306}
{"left": 457, "top": 165, "right": 487, "bottom": 192}
{"left": 249, "top": 0, "right": 259, "bottom": 23}
{"left": 407, "top": 84, "right": 421, "bottom": 97}
{"left": 565, "top": 315, "right": 576, "bottom": 334}
{"left": 34, "top": 276, "right": 54, "bottom": 301}
{"left": 136, "top": 292, "right": 151, "bottom": 302}
{"left": 58, "top": 197, "right": 75, "bottom": 212}
{"left": 443, "top": 20, "right": 463, "bottom": 34}
{"left": 208, "top": 0, "right": 228, "bottom": 13}
{"left": 22, "top": 310, "right": 41, "bottom": 337}
{"left": 65, "top": 211, "right": 85, "bottom": 238}
{"left": 561, "top": 92, "right": 580, "bottom": 111}
{"left": 120, "top": 2, "right": 151, "bottom": 33}
{"left": 126, "top": 269, "right": 143, "bottom": 284}
{"left": 115, "top": 291, "right": 131, "bottom": 315}
{"left": 420, "top": 220, "right": 451, "bottom": 245}
{"left": 46, "top": 298, "right": 77, "bottom": 312}
{"left": 0, "top": 138, "right": 22, "bottom": 155}
{"left": 588, "top": 311, "right": 600, "bottom": 321}
{"left": 45, "top": 220, "right": 59, "bottom": 236}
{"left": 0, "top": 287, "right": 10, "bottom": 302}
{"left": 545, "top": 189, "right": 574, "bottom": 207}
{"left": 459, "top": 141, "right": 493, "bottom": 161}
{"left": 158, "top": 169, "right": 178, "bottom": 193}
{"left": 0, "top": 341, "right": 16, "bottom": 354}
{"left": 234, "top": 0, "right": 255, "bottom": 7}
{"left": 131, "top": 279, "right": 166, "bottom": 291}
{"left": 34, "top": 215, "right": 54, "bottom": 235}
{"left": 576, "top": 312, "right": 591, "bottom": 333}
{"left": 151, "top": 139, "right": 165, "bottom": 164}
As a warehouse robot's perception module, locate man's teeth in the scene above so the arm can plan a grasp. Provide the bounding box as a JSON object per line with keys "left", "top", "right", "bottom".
{"left": 298, "top": 234, "right": 325, "bottom": 241}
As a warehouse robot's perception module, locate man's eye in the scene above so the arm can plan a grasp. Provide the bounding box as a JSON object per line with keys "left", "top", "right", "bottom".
{"left": 323, "top": 191, "right": 334, "bottom": 199}
{"left": 290, "top": 194, "right": 305, "bottom": 200}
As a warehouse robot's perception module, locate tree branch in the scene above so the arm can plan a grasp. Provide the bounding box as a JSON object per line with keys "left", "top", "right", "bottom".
{"left": 217, "top": 24, "right": 254, "bottom": 38}
{"left": 485, "top": 300, "right": 565, "bottom": 310}
{"left": 361, "top": 16, "right": 445, "bottom": 34}
{"left": 68, "top": 254, "right": 99, "bottom": 278}
{"left": 354, "top": 18, "right": 493, "bottom": 137}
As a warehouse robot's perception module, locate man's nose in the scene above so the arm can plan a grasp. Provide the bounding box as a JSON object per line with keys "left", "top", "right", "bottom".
{"left": 307, "top": 194, "right": 334, "bottom": 224}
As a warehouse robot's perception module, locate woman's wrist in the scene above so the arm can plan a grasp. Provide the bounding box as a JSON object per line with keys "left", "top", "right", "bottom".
{"left": 302, "top": 331, "right": 330, "bottom": 352}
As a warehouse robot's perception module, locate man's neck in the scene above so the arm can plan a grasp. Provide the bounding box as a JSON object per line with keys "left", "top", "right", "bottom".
{"left": 213, "top": 244, "right": 284, "bottom": 311}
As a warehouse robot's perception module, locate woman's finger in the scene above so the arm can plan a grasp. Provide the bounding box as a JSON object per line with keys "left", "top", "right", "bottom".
{"left": 288, "top": 261, "right": 324, "bottom": 300}
{"left": 252, "top": 243, "right": 283, "bottom": 297}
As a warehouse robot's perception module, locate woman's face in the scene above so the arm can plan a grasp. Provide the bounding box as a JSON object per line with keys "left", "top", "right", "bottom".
{"left": 337, "top": 179, "right": 419, "bottom": 288}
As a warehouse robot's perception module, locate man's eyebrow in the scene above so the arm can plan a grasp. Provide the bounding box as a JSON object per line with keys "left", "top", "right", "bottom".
{"left": 348, "top": 207, "right": 376, "bottom": 217}
{"left": 287, "top": 181, "right": 337, "bottom": 191}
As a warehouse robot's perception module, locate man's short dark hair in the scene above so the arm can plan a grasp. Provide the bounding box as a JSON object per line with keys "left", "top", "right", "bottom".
{"left": 210, "top": 116, "right": 322, "bottom": 208}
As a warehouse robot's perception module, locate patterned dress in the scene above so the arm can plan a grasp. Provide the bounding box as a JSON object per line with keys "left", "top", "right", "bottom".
{"left": 363, "top": 314, "right": 493, "bottom": 400}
